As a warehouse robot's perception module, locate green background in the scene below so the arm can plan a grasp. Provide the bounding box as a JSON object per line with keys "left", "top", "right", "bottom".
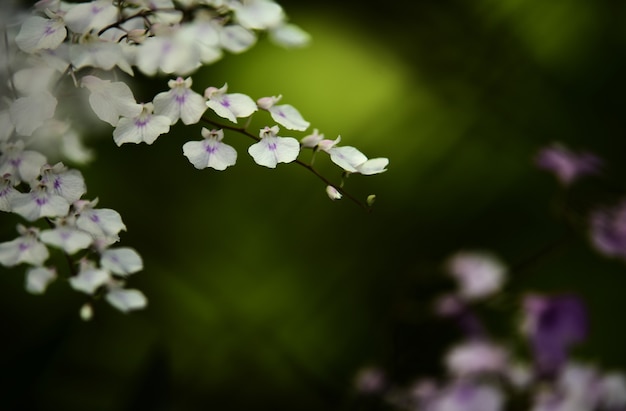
{"left": 2, "top": 0, "right": 626, "bottom": 409}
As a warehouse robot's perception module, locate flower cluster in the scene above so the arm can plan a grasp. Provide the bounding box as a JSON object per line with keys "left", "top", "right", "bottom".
{"left": 0, "top": 0, "right": 389, "bottom": 317}
{"left": 356, "top": 251, "right": 626, "bottom": 411}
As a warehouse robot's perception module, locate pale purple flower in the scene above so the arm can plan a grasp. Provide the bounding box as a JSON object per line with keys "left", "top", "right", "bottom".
{"left": 248, "top": 125, "right": 299, "bottom": 168}
{"left": 153, "top": 77, "right": 207, "bottom": 125}
{"left": 428, "top": 382, "right": 504, "bottom": 411}
{"left": 75, "top": 201, "right": 126, "bottom": 245}
{"left": 0, "top": 175, "right": 19, "bottom": 212}
{"left": 63, "top": 0, "right": 118, "bottom": 34}
{"left": 205, "top": 84, "right": 257, "bottom": 123}
{"left": 535, "top": 144, "right": 601, "bottom": 186}
{"left": 69, "top": 259, "right": 110, "bottom": 294}
{"left": 590, "top": 200, "right": 626, "bottom": 260}
{"left": 182, "top": 128, "right": 237, "bottom": 171}
{"left": 522, "top": 294, "right": 588, "bottom": 377}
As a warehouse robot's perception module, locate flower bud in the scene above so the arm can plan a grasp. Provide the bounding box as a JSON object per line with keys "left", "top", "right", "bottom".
{"left": 326, "top": 185, "right": 342, "bottom": 200}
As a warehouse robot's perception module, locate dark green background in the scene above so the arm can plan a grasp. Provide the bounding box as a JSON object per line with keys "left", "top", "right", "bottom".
{"left": 2, "top": 0, "right": 626, "bottom": 409}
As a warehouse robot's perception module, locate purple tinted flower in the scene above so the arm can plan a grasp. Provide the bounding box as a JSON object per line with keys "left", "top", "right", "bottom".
{"left": 535, "top": 144, "right": 601, "bottom": 185}
{"left": 590, "top": 200, "right": 626, "bottom": 260}
{"left": 522, "top": 294, "right": 588, "bottom": 378}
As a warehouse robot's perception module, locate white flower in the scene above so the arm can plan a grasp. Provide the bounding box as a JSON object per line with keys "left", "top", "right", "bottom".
{"left": 63, "top": 0, "right": 118, "bottom": 34}
{"left": 0, "top": 226, "right": 49, "bottom": 267}
{"left": 598, "top": 373, "right": 626, "bottom": 409}
{"left": 301, "top": 129, "right": 339, "bottom": 150}
{"left": 325, "top": 185, "right": 342, "bottom": 201}
{"left": 25, "top": 266, "right": 57, "bottom": 294}
{"left": 15, "top": 14, "right": 67, "bottom": 53}
{"left": 182, "top": 128, "right": 237, "bottom": 171}
{"left": 257, "top": 95, "right": 310, "bottom": 131}
{"left": 105, "top": 288, "right": 147, "bottom": 312}
{"left": 10, "top": 184, "right": 70, "bottom": 222}
{"left": 248, "top": 125, "right": 300, "bottom": 168}
{"left": 205, "top": 84, "right": 257, "bottom": 123}
{"left": 39, "top": 226, "right": 93, "bottom": 254}
{"left": 0, "top": 176, "right": 19, "bottom": 212}
{"left": 9, "top": 91, "right": 57, "bottom": 136}
{"left": 113, "top": 103, "right": 171, "bottom": 146}
{"left": 70, "top": 38, "right": 134, "bottom": 76}
{"left": 69, "top": 260, "right": 110, "bottom": 294}
{"left": 219, "top": 24, "right": 257, "bottom": 53}
{"left": 445, "top": 340, "right": 508, "bottom": 377}
{"left": 356, "top": 157, "right": 389, "bottom": 175}
{"left": 153, "top": 77, "right": 207, "bottom": 125}
{"left": 0, "top": 110, "right": 14, "bottom": 142}
{"left": 135, "top": 25, "right": 200, "bottom": 76}
{"left": 81, "top": 75, "right": 142, "bottom": 127}
{"left": 76, "top": 205, "right": 126, "bottom": 245}
{"left": 100, "top": 247, "right": 143, "bottom": 275}
{"left": 232, "top": 0, "right": 284, "bottom": 30}
{"left": 0, "top": 141, "right": 47, "bottom": 185}
{"left": 447, "top": 251, "right": 507, "bottom": 301}
{"left": 39, "top": 163, "right": 86, "bottom": 203}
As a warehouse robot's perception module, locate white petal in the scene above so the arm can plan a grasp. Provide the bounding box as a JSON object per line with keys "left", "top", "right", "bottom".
{"left": 219, "top": 25, "right": 257, "bottom": 53}
{"left": 26, "top": 266, "right": 57, "bottom": 294}
{"left": 268, "top": 104, "right": 310, "bottom": 131}
{"left": 39, "top": 227, "right": 93, "bottom": 254}
{"left": 233, "top": 0, "right": 284, "bottom": 30}
{"left": 248, "top": 135, "right": 299, "bottom": 168}
{"left": 76, "top": 208, "right": 126, "bottom": 244}
{"left": 10, "top": 190, "right": 70, "bottom": 222}
{"left": 269, "top": 24, "right": 311, "bottom": 48}
{"left": 15, "top": 15, "right": 67, "bottom": 53}
{"left": 69, "top": 266, "right": 109, "bottom": 294}
{"left": 357, "top": 158, "right": 389, "bottom": 175}
{"left": 328, "top": 146, "right": 368, "bottom": 173}
{"left": 0, "top": 235, "right": 49, "bottom": 267}
{"left": 81, "top": 76, "right": 142, "bottom": 126}
{"left": 105, "top": 288, "right": 147, "bottom": 312}
{"left": 100, "top": 247, "right": 143, "bottom": 275}
{"left": 64, "top": 0, "right": 118, "bottom": 34}
{"left": 10, "top": 91, "right": 57, "bottom": 136}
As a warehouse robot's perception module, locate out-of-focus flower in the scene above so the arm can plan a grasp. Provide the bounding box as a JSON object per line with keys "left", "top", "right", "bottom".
{"left": 446, "top": 251, "right": 507, "bottom": 301}
{"left": 354, "top": 367, "right": 386, "bottom": 394}
{"left": 590, "top": 200, "right": 626, "bottom": 260}
{"left": 535, "top": 144, "right": 601, "bottom": 186}
{"left": 445, "top": 340, "right": 509, "bottom": 377}
{"left": 522, "top": 294, "right": 588, "bottom": 377}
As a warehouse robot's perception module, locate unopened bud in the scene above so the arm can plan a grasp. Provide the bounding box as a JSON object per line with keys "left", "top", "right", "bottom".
{"left": 367, "top": 194, "right": 376, "bottom": 206}
{"left": 326, "top": 185, "right": 342, "bottom": 201}
{"left": 80, "top": 303, "right": 93, "bottom": 321}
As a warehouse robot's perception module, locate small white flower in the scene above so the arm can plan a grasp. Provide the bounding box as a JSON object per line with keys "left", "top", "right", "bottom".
{"left": 76, "top": 205, "right": 126, "bottom": 245}
{"left": 0, "top": 141, "right": 47, "bottom": 185}
{"left": 39, "top": 163, "right": 86, "bottom": 203}
{"left": 248, "top": 125, "right": 300, "bottom": 168}
{"left": 0, "top": 226, "right": 49, "bottom": 267}
{"left": 447, "top": 251, "right": 507, "bottom": 301}
{"left": 105, "top": 288, "right": 147, "bottom": 312}
{"left": 153, "top": 77, "right": 207, "bottom": 125}
{"left": 113, "top": 103, "right": 171, "bottom": 146}
{"left": 325, "top": 185, "right": 342, "bottom": 201}
{"left": 257, "top": 95, "right": 310, "bottom": 131}
{"left": 81, "top": 75, "right": 143, "bottom": 127}
{"left": 9, "top": 91, "right": 57, "bottom": 136}
{"left": 445, "top": 340, "right": 508, "bottom": 377}
{"left": 0, "top": 176, "right": 19, "bottom": 212}
{"left": 100, "top": 247, "right": 143, "bottom": 275}
{"left": 69, "top": 260, "right": 110, "bottom": 294}
{"left": 135, "top": 25, "right": 200, "bottom": 76}
{"left": 63, "top": 0, "right": 118, "bottom": 34}
{"left": 182, "top": 128, "right": 237, "bottom": 171}
{"left": 205, "top": 84, "right": 257, "bottom": 123}
{"left": 15, "top": 14, "right": 67, "bottom": 53}
{"left": 10, "top": 184, "right": 70, "bottom": 222}
{"left": 25, "top": 266, "right": 57, "bottom": 294}
{"left": 39, "top": 226, "right": 93, "bottom": 254}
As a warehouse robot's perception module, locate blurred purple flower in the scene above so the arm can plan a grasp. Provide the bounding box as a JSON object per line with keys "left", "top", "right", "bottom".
{"left": 522, "top": 294, "right": 588, "bottom": 378}
{"left": 590, "top": 200, "right": 626, "bottom": 260}
{"left": 535, "top": 144, "right": 601, "bottom": 186}
{"left": 354, "top": 366, "right": 386, "bottom": 395}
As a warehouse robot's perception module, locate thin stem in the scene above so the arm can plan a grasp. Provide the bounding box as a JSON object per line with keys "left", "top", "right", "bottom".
{"left": 202, "top": 117, "right": 371, "bottom": 211}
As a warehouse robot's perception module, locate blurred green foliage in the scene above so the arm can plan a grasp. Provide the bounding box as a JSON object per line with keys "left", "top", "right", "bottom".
{"left": 2, "top": 1, "right": 626, "bottom": 410}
